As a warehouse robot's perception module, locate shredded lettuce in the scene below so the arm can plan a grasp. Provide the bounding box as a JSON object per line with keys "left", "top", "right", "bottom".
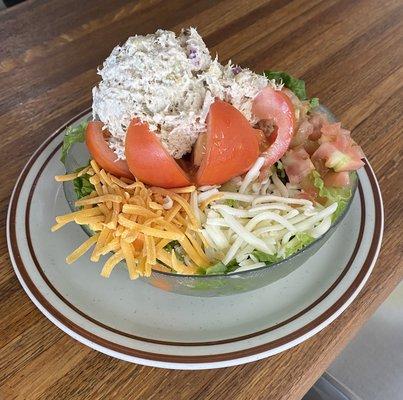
{"left": 284, "top": 232, "right": 314, "bottom": 258}
{"left": 252, "top": 250, "right": 280, "bottom": 264}
{"left": 264, "top": 71, "right": 307, "bottom": 100}
{"left": 311, "top": 171, "right": 352, "bottom": 221}
{"left": 309, "top": 97, "right": 320, "bottom": 110}
{"left": 60, "top": 121, "right": 88, "bottom": 164}
{"left": 72, "top": 166, "right": 94, "bottom": 199}
{"left": 164, "top": 240, "right": 180, "bottom": 252}
{"left": 205, "top": 259, "right": 239, "bottom": 275}
{"left": 205, "top": 263, "right": 226, "bottom": 275}
{"left": 225, "top": 199, "right": 238, "bottom": 208}
{"left": 275, "top": 160, "right": 286, "bottom": 179}
{"left": 264, "top": 71, "right": 320, "bottom": 112}
{"left": 163, "top": 240, "right": 185, "bottom": 262}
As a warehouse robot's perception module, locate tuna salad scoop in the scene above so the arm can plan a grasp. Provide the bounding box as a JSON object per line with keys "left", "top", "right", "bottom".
{"left": 92, "top": 27, "right": 268, "bottom": 160}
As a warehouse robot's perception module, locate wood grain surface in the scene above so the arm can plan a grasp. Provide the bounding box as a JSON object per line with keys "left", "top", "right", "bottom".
{"left": 0, "top": 0, "right": 402, "bottom": 399}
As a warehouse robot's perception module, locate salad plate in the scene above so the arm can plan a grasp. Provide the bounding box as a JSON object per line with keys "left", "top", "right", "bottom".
{"left": 7, "top": 110, "right": 383, "bottom": 369}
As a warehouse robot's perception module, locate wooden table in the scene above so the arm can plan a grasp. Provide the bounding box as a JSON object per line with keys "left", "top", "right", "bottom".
{"left": 0, "top": 0, "right": 402, "bottom": 399}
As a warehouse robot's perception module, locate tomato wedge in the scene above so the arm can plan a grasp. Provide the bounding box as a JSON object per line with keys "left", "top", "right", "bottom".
{"left": 86, "top": 121, "right": 133, "bottom": 179}
{"left": 252, "top": 86, "right": 295, "bottom": 168}
{"left": 125, "top": 119, "right": 192, "bottom": 188}
{"left": 195, "top": 99, "right": 260, "bottom": 186}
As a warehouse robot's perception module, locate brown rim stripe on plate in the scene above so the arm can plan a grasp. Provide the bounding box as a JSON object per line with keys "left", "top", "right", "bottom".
{"left": 7, "top": 112, "right": 383, "bottom": 363}
{"left": 15, "top": 113, "right": 365, "bottom": 345}
{"left": 23, "top": 136, "right": 365, "bottom": 346}
{"left": 8, "top": 143, "right": 382, "bottom": 362}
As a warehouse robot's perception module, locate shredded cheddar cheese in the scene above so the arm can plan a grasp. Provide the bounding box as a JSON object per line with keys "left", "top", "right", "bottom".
{"left": 53, "top": 159, "right": 209, "bottom": 278}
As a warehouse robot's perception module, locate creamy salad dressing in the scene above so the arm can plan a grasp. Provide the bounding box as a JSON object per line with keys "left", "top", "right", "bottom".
{"left": 92, "top": 28, "right": 268, "bottom": 160}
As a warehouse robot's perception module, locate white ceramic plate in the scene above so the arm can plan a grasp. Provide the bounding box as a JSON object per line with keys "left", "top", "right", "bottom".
{"left": 7, "top": 111, "right": 383, "bottom": 369}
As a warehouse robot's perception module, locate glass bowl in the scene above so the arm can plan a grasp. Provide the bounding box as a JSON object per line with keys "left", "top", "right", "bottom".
{"left": 63, "top": 106, "right": 358, "bottom": 297}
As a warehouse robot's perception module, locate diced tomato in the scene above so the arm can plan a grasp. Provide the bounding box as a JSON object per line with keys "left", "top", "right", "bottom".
{"left": 312, "top": 158, "right": 328, "bottom": 177}
{"left": 300, "top": 175, "right": 329, "bottom": 205}
{"left": 255, "top": 119, "right": 277, "bottom": 152}
{"left": 323, "top": 171, "right": 350, "bottom": 187}
{"left": 252, "top": 87, "right": 295, "bottom": 168}
{"left": 195, "top": 99, "right": 260, "bottom": 186}
{"left": 254, "top": 129, "right": 270, "bottom": 152}
{"left": 300, "top": 175, "right": 319, "bottom": 202}
{"left": 304, "top": 139, "right": 320, "bottom": 156}
{"left": 312, "top": 122, "right": 364, "bottom": 172}
{"left": 290, "top": 119, "right": 313, "bottom": 148}
{"left": 282, "top": 146, "right": 315, "bottom": 184}
{"left": 309, "top": 111, "right": 328, "bottom": 140}
{"left": 319, "top": 122, "right": 351, "bottom": 145}
{"left": 312, "top": 142, "right": 364, "bottom": 172}
{"left": 125, "top": 119, "right": 192, "bottom": 188}
{"left": 86, "top": 121, "right": 133, "bottom": 179}
{"left": 282, "top": 88, "right": 309, "bottom": 121}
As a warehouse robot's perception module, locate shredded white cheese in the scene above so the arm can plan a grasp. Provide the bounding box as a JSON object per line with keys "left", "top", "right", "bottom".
{"left": 196, "top": 158, "right": 338, "bottom": 271}
{"left": 92, "top": 27, "right": 268, "bottom": 159}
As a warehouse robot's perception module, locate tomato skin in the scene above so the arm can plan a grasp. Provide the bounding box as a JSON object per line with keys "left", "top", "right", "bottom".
{"left": 195, "top": 100, "right": 260, "bottom": 186}
{"left": 86, "top": 121, "right": 133, "bottom": 179}
{"left": 125, "top": 119, "right": 192, "bottom": 188}
{"left": 90, "top": 100, "right": 262, "bottom": 188}
{"left": 252, "top": 87, "right": 296, "bottom": 168}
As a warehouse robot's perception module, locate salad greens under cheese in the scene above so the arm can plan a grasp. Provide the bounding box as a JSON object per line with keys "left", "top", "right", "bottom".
{"left": 54, "top": 28, "right": 364, "bottom": 278}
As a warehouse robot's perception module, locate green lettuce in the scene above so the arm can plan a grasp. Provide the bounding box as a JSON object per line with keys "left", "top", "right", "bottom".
{"left": 164, "top": 240, "right": 180, "bottom": 252}
{"left": 275, "top": 160, "right": 286, "bottom": 179}
{"left": 205, "top": 259, "right": 239, "bottom": 275}
{"left": 309, "top": 97, "right": 320, "bottom": 110}
{"left": 264, "top": 71, "right": 307, "bottom": 100}
{"left": 163, "top": 240, "right": 185, "bottom": 262}
{"left": 73, "top": 166, "right": 94, "bottom": 199}
{"left": 264, "top": 71, "right": 319, "bottom": 112}
{"left": 311, "top": 171, "right": 352, "bottom": 221}
{"left": 60, "top": 121, "right": 88, "bottom": 164}
{"left": 251, "top": 250, "right": 280, "bottom": 264}
{"left": 225, "top": 199, "right": 238, "bottom": 208}
{"left": 284, "top": 232, "right": 314, "bottom": 258}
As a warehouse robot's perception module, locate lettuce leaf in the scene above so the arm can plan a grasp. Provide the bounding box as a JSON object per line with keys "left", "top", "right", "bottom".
{"left": 205, "top": 262, "right": 226, "bottom": 275}
{"left": 163, "top": 240, "right": 185, "bottom": 262}
{"left": 264, "top": 71, "right": 320, "bottom": 112}
{"left": 309, "top": 97, "right": 320, "bottom": 110}
{"left": 225, "top": 199, "right": 238, "bottom": 208}
{"left": 275, "top": 160, "right": 286, "bottom": 179}
{"left": 164, "top": 240, "right": 180, "bottom": 252}
{"left": 264, "top": 71, "right": 307, "bottom": 100}
{"left": 311, "top": 171, "right": 352, "bottom": 221}
{"left": 60, "top": 121, "right": 88, "bottom": 164}
{"left": 205, "top": 259, "right": 239, "bottom": 275}
{"left": 284, "top": 232, "right": 314, "bottom": 258}
{"left": 251, "top": 250, "right": 280, "bottom": 264}
{"left": 73, "top": 166, "right": 94, "bottom": 199}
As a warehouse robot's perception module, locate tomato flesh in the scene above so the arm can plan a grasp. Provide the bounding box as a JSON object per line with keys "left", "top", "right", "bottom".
{"left": 125, "top": 119, "right": 192, "bottom": 188}
{"left": 195, "top": 99, "right": 260, "bottom": 186}
{"left": 192, "top": 133, "right": 207, "bottom": 167}
{"left": 252, "top": 87, "right": 295, "bottom": 168}
{"left": 86, "top": 121, "right": 133, "bottom": 179}
{"left": 90, "top": 99, "right": 263, "bottom": 188}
